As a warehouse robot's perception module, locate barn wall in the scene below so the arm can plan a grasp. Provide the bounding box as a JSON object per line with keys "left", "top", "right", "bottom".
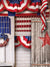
{"left": 31, "top": 18, "right": 50, "bottom": 67}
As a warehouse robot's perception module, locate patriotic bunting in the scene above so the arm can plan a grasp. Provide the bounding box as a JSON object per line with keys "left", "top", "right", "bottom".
{"left": 27, "top": 0, "right": 41, "bottom": 12}
{"left": 0, "top": 0, "right": 4, "bottom": 12}
{"left": 40, "top": 0, "right": 48, "bottom": 32}
{"left": 40, "top": 12, "right": 47, "bottom": 32}
{"left": 40, "top": 0, "right": 48, "bottom": 13}
{"left": 15, "top": 36, "right": 21, "bottom": 47}
{"left": 15, "top": 36, "right": 31, "bottom": 48}
{"left": 2, "top": 0, "right": 29, "bottom": 12}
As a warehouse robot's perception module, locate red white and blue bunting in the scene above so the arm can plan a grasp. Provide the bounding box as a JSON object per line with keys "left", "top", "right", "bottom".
{"left": 0, "top": 0, "right": 4, "bottom": 12}
{"left": 2, "top": 0, "right": 29, "bottom": 12}
{"left": 15, "top": 36, "right": 31, "bottom": 49}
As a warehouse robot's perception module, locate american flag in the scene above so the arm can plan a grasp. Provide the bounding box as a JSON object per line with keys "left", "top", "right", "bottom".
{"left": 15, "top": 16, "right": 31, "bottom": 36}
{"left": 15, "top": 15, "right": 31, "bottom": 48}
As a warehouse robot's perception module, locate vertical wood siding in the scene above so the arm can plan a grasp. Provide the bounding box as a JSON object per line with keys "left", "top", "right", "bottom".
{"left": 31, "top": 18, "right": 50, "bottom": 67}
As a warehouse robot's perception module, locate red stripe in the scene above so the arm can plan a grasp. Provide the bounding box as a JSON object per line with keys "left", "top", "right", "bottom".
{"left": 42, "top": 13, "right": 46, "bottom": 21}
{"left": 15, "top": 20, "right": 31, "bottom": 23}
{"left": 15, "top": 25, "right": 31, "bottom": 27}
{"left": 31, "top": 2, "right": 41, "bottom": 6}
{"left": 40, "top": 15, "right": 46, "bottom": 28}
{"left": 15, "top": 30, "right": 31, "bottom": 32}
{"left": 41, "top": 4, "right": 48, "bottom": 13}
{"left": 0, "top": 14, "right": 8, "bottom": 16}
{"left": 15, "top": 13, "right": 40, "bottom": 17}
{"left": 15, "top": 12, "right": 50, "bottom": 17}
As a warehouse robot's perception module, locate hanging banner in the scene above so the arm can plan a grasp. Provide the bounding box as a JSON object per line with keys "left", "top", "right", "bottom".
{"left": 0, "top": 0, "right": 4, "bottom": 12}
{"left": 2, "top": 0, "right": 29, "bottom": 12}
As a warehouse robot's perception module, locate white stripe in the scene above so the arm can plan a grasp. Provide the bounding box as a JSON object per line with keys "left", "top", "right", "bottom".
{"left": 0, "top": 4, "right": 3, "bottom": 9}
{"left": 0, "top": 11, "right": 8, "bottom": 14}
{"left": 41, "top": 5, "right": 48, "bottom": 12}
{"left": 16, "top": 18, "right": 40, "bottom": 20}
{"left": 20, "top": 36, "right": 31, "bottom": 46}
{"left": 16, "top": 23, "right": 31, "bottom": 25}
{"left": 16, "top": 28, "right": 31, "bottom": 30}
{"left": 41, "top": 2, "right": 48, "bottom": 7}
{"left": 16, "top": 17, "right": 50, "bottom": 22}
{"left": 28, "top": 5, "right": 41, "bottom": 9}
{"left": 41, "top": 14, "right": 46, "bottom": 24}
{"left": 15, "top": 32, "right": 31, "bottom": 36}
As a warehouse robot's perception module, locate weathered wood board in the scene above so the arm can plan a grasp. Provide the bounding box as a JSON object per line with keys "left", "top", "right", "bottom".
{"left": 0, "top": 16, "right": 15, "bottom": 66}
{"left": 31, "top": 18, "right": 50, "bottom": 67}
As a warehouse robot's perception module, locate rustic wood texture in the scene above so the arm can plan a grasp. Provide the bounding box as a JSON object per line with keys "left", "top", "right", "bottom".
{"left": 31, "top": 18, "right": 50, "bottom": 67}
{"left": 0, "top": 16, "right": 15, "bottom": 67}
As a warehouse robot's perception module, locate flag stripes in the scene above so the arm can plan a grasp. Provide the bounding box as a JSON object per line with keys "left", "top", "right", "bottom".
{"left": 15, "top": 16, "right": 31, "bottom": 36}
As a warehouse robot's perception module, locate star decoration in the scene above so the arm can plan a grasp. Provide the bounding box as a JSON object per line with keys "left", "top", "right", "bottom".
{"left": 39, "top": 32, "right": 50, "bottom": 47}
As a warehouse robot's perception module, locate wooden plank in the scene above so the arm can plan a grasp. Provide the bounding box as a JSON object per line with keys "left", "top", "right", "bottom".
{"left": 32, "top": 64, "right": 50, "bottom": 66}
{"left": 6, "top": 16, "right": 15, "bottom": 66}
{"left": 0, "top": 47, "right": 5, "bottom": 63}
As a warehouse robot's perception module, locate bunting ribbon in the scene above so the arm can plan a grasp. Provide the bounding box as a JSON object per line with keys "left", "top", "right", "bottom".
{"left": 0, "top": 0, "right": 4, "bottom": 12}
{"left": 15, "top": 36, "right": 31, "bottom": 49}
{"left": 40, "top": 0, "right": 48, "bottom": 32}
{"left": 2, "top": 0, "right": 29, "bottom": 12}
{"left": 27, "top": 0, "right": 41, "bottom": 12}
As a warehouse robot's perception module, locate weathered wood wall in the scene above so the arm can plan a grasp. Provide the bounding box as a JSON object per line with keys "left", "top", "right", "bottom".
{"left": 31, "top": 17, "right": 50, "bottom": 67}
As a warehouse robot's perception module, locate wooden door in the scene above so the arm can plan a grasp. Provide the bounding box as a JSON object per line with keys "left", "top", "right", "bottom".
{"left": 0, "top": 16, "right": 15, "bottom": 67}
